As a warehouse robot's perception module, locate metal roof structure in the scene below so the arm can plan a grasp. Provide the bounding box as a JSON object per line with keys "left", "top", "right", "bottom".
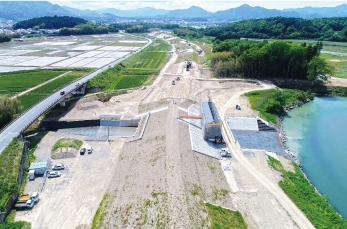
{"left": 201, "top": 102, "right": 220, "bottom": 124}
{"left": 28, "top": 161, "right": 48, "bottom": 170}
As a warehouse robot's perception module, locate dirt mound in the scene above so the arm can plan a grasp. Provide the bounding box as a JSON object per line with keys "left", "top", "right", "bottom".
{"left": 51, "top": 148, "right": 77, "bottom": 159}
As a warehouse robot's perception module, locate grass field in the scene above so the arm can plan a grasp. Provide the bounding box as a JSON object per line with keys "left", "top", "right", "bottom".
{"left": 146, "top": 39, "right": 172, "bottom": 52}
{"left": 18, "top": 93, "right": 48, "bottom": 112}
{"left": 123, "top": 50, "right": 169, "bottom": 70}
{"left": 245, "top": 89, "right": 314, "bottom": 124}
{"left": 130, "top": 52, "right": 169, "bottom": 69}
{"left": 0, "top": 70, "right": 67, "bottom": 93}
{"left": 176, "top": 52, "right": 207, "bottom": 64}
{"left": 205, "top": 202, "right": 247, "bottom": 229}
{"left": 114, "top": 75, "right": 149, "bottom": 89}
{"left": 320, "top": 53, "right": 347, "bottom": 78}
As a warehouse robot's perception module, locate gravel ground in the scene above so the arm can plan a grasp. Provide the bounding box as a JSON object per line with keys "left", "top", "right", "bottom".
{"left": 15, "top": 132, "right": 125, "bottom": 229}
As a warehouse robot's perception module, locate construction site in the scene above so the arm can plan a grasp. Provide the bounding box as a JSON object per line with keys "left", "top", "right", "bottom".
{"left": 14, "top": 32, "right": 316, "bottom": 229}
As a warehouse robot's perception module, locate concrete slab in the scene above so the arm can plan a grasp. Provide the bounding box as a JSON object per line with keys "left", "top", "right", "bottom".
{"left": 227, "top": 117, "right": 258, "bottom": 131}
{"left": 231, "top": 129, "right": 285, "bottom": 154}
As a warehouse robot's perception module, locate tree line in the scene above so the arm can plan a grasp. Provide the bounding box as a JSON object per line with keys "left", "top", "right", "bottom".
{"left": 174, "top": 17, "right": 347, "bottom": 42}
{"left": 210, "top": 39, "right": 332, "bottom": 81}
{"left": 59, "top": 22, "right": 118, "bottom": 35}
{"left": 12, "top": 16, "right": 87, "bottom": 30}
{"left": 116, "top": 23, "right": 179, "bottom": 33}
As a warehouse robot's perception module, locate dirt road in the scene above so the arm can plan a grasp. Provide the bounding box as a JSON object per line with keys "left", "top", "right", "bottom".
{"left": 219, "top": 83, "right": 315, "bottom": 229}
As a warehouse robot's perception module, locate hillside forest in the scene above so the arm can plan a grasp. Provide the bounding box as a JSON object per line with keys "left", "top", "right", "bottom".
{"left": 174, "top": 17, "right": 347, "bottom": 42}
{"left": 12, "top": 16, "right": 87, "bottom": 30}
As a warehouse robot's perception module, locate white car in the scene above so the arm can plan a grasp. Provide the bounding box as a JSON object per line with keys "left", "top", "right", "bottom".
{"left": 47, "top": 171, "right": 61, "bottom": 178}
{"left": 141, "top": 86, "right": 147, "bottom": 90}
{"left": 87, "top": 147, "right": 93, "bottom": 154}
{"left": 52, "top": 164, "right": 65, "bottom": 170}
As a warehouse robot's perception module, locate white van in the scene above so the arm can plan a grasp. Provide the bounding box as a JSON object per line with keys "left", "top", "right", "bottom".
{"left": 28, "top": 170, "right": 35, "bottom": 180}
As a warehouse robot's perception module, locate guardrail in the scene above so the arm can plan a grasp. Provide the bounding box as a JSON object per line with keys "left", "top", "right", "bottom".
{"left": 0, "top": 34, "right": 152, "bottom": 137}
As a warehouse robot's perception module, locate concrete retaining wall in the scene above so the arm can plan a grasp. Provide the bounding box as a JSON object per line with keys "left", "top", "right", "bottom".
{"left": 100, "top": 119, "right": 140, "bottom": 127}
{"left": 43, "top": 119, "right": 100, "bottom": 131}
{"left": 43, "top": 118, "right": 140, "bottom": 131}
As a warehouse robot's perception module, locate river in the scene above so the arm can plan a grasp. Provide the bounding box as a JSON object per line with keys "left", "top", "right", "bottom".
{"left": 283, "top": 96, "right": 347, "bottom": 218}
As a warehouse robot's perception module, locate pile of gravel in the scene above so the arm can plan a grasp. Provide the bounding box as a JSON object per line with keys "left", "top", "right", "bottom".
{"left": 51, "top": 148, "right": 78, "bottom": 159}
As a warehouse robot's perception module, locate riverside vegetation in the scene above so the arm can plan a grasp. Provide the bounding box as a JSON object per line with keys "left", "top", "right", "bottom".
{"left": 245, "top": 89, "right": 314, "bottom": 124}
{"left": 267, "top": 156, "right": 347, "bottom": 229}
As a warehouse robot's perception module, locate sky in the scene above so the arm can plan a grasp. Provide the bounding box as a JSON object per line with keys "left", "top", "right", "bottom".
{"left": 50, "top": 0, "right": 347, "bottom": 12}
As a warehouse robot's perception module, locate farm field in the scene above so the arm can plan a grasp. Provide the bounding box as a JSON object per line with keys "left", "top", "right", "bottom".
{"left": 0, "top": 68, "right": 91, "bottom": 113}
{"left": 31, "top": 71, "right": 86, "bottom": 93}
{"left": 146, "top": 39, "right": 172, "bottom": 52}
{"left": 123, "top": 51, "right": 169, "bottom": 70}
{"left": 0, "top": 70, "right": 67, "bottom": 94}
{"left": 87, "top": 38, "right": 168, "bottom": 93}
{"left": 87, "top": 65, "right": 157, "bottom": 91}
{"left": 18, "top": 71, "right": 88, "bottom": 111}
{"left": 0, "top": 33, "right": 148, "bottom": 72}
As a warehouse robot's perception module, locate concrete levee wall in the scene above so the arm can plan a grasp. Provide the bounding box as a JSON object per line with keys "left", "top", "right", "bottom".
{"left": 100, "top": 119, "right": 140, "bottom": 127}
{"left": 42, "top": 119, "right": 100, "bottom": 131}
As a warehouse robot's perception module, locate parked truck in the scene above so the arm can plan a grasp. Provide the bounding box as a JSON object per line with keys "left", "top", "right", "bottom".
{"left": 15, "top": 200, "right": 34, "bottom": 209}
{"left": 19, "top": 191, "right": 39, "bottom": 202}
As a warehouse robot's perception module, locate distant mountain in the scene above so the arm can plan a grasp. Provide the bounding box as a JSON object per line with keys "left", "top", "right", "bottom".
{"left": 3, "top": 1, "right": 347, "bottom": 23}
{"left": 61, "top": 5, "right": 94, "bottom": 17}
{"left": 209, "top": 4, "right": 300, "bottom": 21}
{"left": 165, "top": 6, "right": 213, "bottom": 19}
{"left": 0, "top": 1, "right": 74, "bottom": 21}
{"left": 283, "top": 4, "right": 347, "bottom": 18}
{"left": 94, "top": 7, "right": 169, "bottom": 18}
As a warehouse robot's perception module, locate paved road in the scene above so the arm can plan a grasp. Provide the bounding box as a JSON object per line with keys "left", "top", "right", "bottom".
{"left": 219, "top": 82, "right": 315, "bottom": 229}
{"left": 0, "top": 37, "right": 152, "bottom": 153}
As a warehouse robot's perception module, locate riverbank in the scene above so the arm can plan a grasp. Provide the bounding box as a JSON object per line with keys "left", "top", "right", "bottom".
{"left": 250, "top": 92, "right": 347, "bottom": 227}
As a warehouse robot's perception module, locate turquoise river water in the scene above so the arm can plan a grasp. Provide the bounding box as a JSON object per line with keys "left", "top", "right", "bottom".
{"left": 283, "top": 96, "right": 347, "bottom": 218}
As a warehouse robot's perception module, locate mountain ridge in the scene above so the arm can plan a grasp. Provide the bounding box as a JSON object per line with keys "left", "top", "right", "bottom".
{"left": 3, "top": 1, "right": 347, "bottom": 22}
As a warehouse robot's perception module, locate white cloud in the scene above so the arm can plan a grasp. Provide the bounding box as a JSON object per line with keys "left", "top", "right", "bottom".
{"left": 50, "top": 1, "right": 347, "bottom": 12}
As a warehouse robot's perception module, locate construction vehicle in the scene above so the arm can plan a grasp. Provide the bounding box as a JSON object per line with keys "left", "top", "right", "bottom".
{"left": 186, "top": 61, "right": 192, "bottom": 71}
{"left": 19, "top": 191, "right": 39, "bottom": 202}
{"left": 15, "top": 200, "right": 34, "bottom": 209}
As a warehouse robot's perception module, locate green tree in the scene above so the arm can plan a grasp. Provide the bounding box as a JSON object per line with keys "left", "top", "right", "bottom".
{"left": 0, "top": 96, "right": 21, "bottom": 128}
{"left": 307, "top": 56, "right": 333, "bottom": 81}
